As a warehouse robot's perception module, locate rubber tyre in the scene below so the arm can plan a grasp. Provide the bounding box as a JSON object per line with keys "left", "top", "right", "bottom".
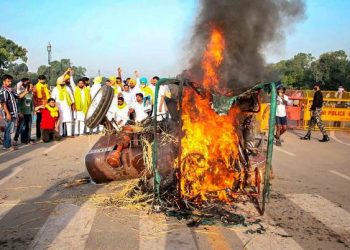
{"left": 85, "top": 85, "right": 114, "bottom": 129}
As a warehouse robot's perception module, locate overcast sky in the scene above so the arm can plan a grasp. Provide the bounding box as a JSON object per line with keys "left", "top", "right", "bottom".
{"left": 1, "top": 0, "right": 349, "bottom": 79}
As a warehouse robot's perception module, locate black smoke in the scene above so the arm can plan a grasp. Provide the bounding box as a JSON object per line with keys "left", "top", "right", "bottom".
{"left": 186, "top": 0, "right": 305, "bottom": 94}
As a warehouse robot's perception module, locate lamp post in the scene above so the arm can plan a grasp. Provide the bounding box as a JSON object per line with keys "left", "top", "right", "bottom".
{"left": 47, "top": 42, "right": 52, "bottom": 89}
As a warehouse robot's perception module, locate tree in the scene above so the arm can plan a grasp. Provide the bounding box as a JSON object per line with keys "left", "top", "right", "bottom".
{"left": 2, "top": 62, "right": 38, "bottom": 84}
{"left": 37, "top": 59, "right": 87, "bottom": 88}
{"left": 312, "top": 50, "right": 349, "bottom": 90}
{"left": 269, "top": 53, "right": 315, "bottom": 89}
{"left": 0, "top": 36, "right": 28, "bottom": 69}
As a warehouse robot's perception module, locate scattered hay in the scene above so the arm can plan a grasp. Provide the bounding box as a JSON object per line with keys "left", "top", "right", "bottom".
{"left": 89, "top": 179, "right": 153, "bottom": 210}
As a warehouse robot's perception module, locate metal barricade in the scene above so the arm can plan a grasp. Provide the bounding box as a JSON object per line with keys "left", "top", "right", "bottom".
{"left": 257, "top": 89, "right": 350, "bottom": 132}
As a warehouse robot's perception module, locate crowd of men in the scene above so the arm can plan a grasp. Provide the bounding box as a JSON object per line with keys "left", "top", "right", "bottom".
{"left": 0, "top": 68, "right": 170, "bottom": 151}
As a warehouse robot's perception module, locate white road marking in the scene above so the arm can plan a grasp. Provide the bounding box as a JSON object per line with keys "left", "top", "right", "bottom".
{"left": 330, "top": 131, "right": 350, "bottom": 146}
{"left": 288, "top": 194, "right": 350, "bottom": 239}
{"left": 30, "top": 202, "right": 97, "bottom": 250}
{"left": 139, "top": 211, "right": 197, "bottom": 250}
{"left": 274, "top": 147, "right": 296, "bottom": 156}
{"left": 330, "top": 170, "right": 350, "bottom": 181}
{"left": 43, "top": 142, "right": 61, "bottom": 155}
{"left": 0, "top": 167, "right": 23, "bottom": 185}
{"left": 0, "top": 200, "right": 20, "bottom": 220}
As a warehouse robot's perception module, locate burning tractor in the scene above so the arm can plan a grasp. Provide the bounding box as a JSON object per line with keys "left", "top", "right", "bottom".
{"left": 84, "top": 77, "right": 277, "bottom": 216}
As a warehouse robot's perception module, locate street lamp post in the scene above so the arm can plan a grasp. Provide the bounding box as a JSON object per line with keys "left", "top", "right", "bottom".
{"left": 47, "top": 42, "right": 52, "bottom": 89}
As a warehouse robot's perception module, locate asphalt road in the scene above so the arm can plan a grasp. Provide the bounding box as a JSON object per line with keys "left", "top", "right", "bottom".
{"left": 0, "top": 130, "right": 349, "bottom": 250}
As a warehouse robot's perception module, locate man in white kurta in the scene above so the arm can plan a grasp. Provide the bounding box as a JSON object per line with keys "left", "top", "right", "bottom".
{"left": 74, "top": 79, "right": 91, "bottom": 136}
{"left": 131, "top": 93, "right": 150, "bottom": 123}
{"left": 51, "top": 75, "right": 75, "bottom": 137}
{"left": 116, "top": 97, "right": 130, "bottom": 128}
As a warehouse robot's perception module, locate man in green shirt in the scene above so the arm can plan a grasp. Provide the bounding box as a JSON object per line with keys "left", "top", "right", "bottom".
{"left": 14, "top": 82, "right": 34, "bottom": 144}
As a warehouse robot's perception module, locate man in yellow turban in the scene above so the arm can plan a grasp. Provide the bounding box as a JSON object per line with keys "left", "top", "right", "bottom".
{"left": 51, "top": 71, "right": 75, "bottom": 137}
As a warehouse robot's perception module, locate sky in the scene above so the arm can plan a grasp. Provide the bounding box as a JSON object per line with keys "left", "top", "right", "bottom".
{"left": 1, "top": 0, "right": 350, "bottom": 78}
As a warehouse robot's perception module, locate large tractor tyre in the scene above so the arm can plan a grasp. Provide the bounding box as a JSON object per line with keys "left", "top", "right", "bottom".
{"left": 85, "top": 85, "right": 114, "bottom": 129}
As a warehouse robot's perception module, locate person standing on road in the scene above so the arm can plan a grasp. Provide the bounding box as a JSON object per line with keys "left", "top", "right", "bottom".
{"left": 74, "top": 79, "right": 91, "bottom": 136}
{"left": 0, "top": 74, "right": 30, "bottom": 150}
{"left": 36, "top": 98, "right": 61, "bottom": 143}
{"left": 275, "top": 85, "right": 290, "bottom": 146}
{"left": 300, "top": 83, "right": 330, "bottom": 142}
{"left": 51, "top": 73, "right": 75, "bottom": 137}
{"left": 14, "top": 81, "right": 35, "bottom": 145}
{"left": 33, "top": 75, "right": 50, "bottom": 141}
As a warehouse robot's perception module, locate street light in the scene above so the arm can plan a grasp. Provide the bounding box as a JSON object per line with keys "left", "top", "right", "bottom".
{"left": 47, "top": 42, "right": 52, "bottom": 89}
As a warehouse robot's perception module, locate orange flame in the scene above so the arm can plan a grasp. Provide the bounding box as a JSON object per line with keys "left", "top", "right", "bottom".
{"left": 180, "top": 27, "right": 241, "bottom": 203}
{"left": 201, "top": 27, "right": 225, "bottom": 89}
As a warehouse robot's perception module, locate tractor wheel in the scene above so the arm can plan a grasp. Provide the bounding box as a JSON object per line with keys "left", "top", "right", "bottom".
{"left": 85, "top": 85, "right": 114, "bottom": 129}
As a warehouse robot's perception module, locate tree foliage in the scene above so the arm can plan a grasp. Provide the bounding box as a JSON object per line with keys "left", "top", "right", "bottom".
{"left": 270, "top": 50, "right": 350, "bottom": 90}
{"left": 37, "top": 59, "right": 87, "bottom": 87}
{"left": 0, "top": 36, "right": 28, "bottom": 69}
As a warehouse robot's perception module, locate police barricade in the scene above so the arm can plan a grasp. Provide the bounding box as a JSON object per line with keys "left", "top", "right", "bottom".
{"left": 257, "top": 90, "right": 350, "bottom": 132}
{"left": 302, "top": 90, "right": 350, "bottom": 131}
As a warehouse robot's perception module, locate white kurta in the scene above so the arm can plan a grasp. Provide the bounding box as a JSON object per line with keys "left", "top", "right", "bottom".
{"left": 132, "top": 101, "right": 149, "bottom": 123}
{"left": 51, "top": 86, "right": 74, "bottom": 123}
{"left": 129, "top": 86, "right": 141, "bottom": 104}
{"left": 90, "top": 83, "right": 101, "bottom": 100}
{"left": 153, "top": 85, "right": 170, "bottom": 121}
{"left": 116, "top": 106, "right": 130, "bottom": 126}
{"left": 121, "top": 91, "right": 133, "bottom": 108}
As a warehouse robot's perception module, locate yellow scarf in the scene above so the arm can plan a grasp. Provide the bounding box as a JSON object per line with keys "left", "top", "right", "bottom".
{"left": 117, "top": 102, "right": 127, "bottom": 110}
{"left": 36, "top": 82, "right": 50, "bottom": 99}
{"left": 45, "top": 104, "right": 59, "bottom": 117}
{"left": 57, "top": 85, "right": 72, "bottom": 106}
{"left": 74, "top": 87, "right": 91, "bottom": 114}
{"left": 140, "top": 86, "right": 155, "bottom": 104}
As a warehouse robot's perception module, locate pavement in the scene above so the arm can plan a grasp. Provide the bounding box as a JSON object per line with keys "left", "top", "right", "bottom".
{"left": 0, "top": 130, "right": 349, "bottom": 250}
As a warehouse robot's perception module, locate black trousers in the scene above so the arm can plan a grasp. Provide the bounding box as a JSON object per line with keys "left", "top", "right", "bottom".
{"left": 14, "top": 114, "right": 32, "bottom": 143}
{"left": 42, "top": 129, "right": 61, "bottom": 143}
{"left": 36, "top": 112, "right": 42, "bottom": 139}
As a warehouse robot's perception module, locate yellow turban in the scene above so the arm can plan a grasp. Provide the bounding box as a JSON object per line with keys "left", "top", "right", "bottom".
{"left": 63, "top": 74, "right": 70, "bottom": 81}
{"left": 109, "top": 76, "right": 116, "bottom": 84}
{"left": 56, "top": 75, "right": 64, "bottom": 85}
{"left": 93, "top": 76, "right": 102, "bottom": 84}
{"left": 129, "top": 79, "right": 136, "bottom": 86}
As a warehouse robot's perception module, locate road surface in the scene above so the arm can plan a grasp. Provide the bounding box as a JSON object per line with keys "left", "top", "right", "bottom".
{"left": 0, "top": 130, "right": 349, "bottom": 249}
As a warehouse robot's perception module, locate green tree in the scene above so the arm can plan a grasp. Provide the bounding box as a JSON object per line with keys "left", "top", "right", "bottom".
{"left": 37, "top": 59, "right": 87, "bottom": 88}
{"left": 270, "top": 53, "right": 315, "bottom": 89}
{"left": 2, "top": 62, "right": 38, "bottom": 84}
{"left": 0, "top": 36, "right": 28, "bottom": 69}
{"left": 312, "top": 50, "right": 349, "bottom": 90}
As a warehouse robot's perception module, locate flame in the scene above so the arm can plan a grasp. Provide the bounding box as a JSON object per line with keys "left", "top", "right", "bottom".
{"left": 180, "top": 27, "right": 241, "bottom": 203}
{"left": 201, "top": 27, "right": 225, "bottom": 89}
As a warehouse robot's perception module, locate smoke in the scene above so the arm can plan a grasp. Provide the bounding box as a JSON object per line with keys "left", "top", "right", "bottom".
{"left": 186, "top": 0, "right": 305, "bottom": 93}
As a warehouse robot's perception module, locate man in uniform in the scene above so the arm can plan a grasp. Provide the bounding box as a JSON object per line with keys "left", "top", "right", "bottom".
{"left": 300, "top": 82, "right": 330, "bottom": 142}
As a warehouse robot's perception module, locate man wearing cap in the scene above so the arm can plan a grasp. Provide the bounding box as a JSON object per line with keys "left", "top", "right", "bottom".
{"left": 139, "top": 77, "right": 154, "bottom": 106}
{"left": 300, "top": 83, "right": 329, "bottom": 142}
{"left": 51, "top": 72, "right": 75, "bottom": 137}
